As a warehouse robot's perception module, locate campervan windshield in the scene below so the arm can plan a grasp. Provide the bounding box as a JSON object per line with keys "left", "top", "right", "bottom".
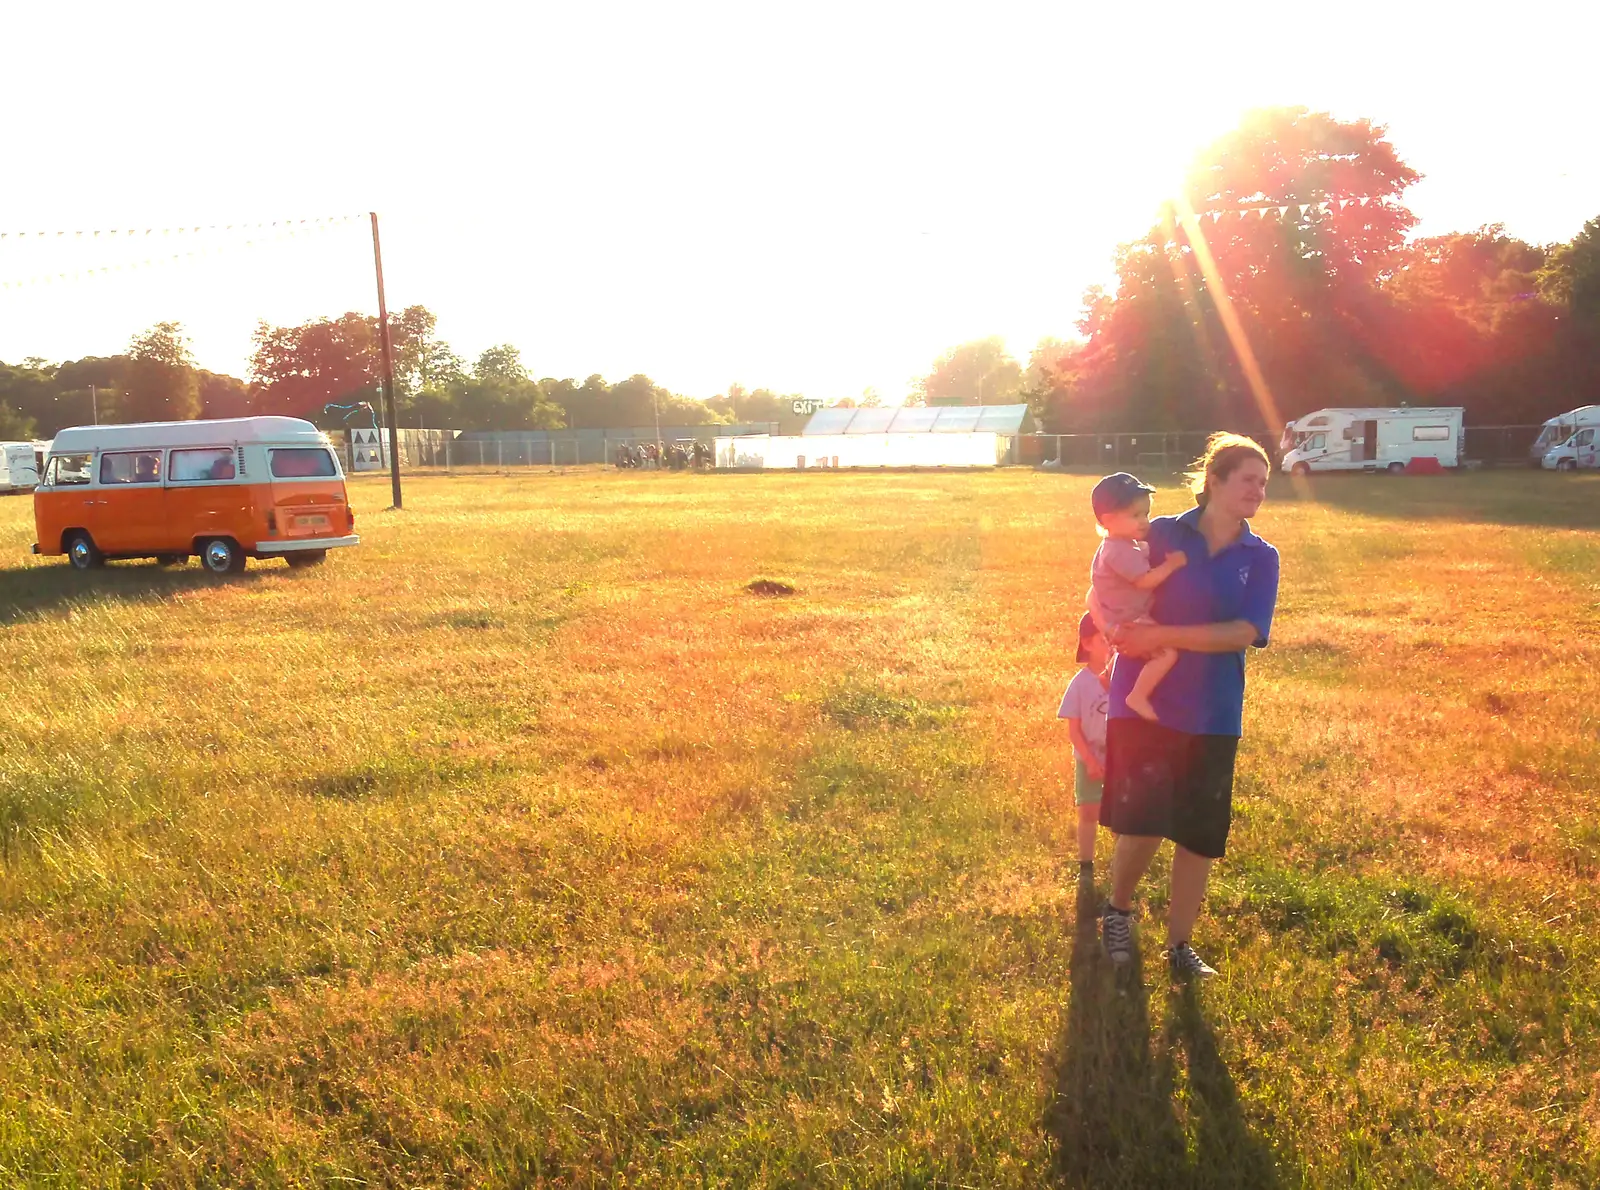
{"left": 1532, "top": 422, "right": 1570, "bottom": 455}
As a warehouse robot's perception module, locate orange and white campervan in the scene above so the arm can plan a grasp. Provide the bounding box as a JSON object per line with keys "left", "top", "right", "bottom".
{"left": 33, "top": 417, "right": 359, "bottom": 573}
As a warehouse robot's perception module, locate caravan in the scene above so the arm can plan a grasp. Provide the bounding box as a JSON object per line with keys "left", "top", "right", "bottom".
{"left": 0, "top": 442, "right": 41, "bottom": 494}
{"left": 1532, "top": 406, "right": 1600, "bottom": 471}
{"left": 1279, "top": 407, "right": 1464, "bottom": 475}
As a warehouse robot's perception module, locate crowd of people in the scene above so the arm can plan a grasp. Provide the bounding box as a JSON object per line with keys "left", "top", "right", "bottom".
{"left": 613, "top": 440, "right": 714, "bottom": 470}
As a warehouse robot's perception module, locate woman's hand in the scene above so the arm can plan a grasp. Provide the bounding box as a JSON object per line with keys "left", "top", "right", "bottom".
{"left": 1112, "top": 623, "right": 1169, "bottom": 657}
{"left": 1085, "top": 756, "right": 1105, "bottom": 783}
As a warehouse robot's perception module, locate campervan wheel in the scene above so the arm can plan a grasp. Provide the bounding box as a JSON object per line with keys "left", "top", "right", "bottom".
{"left": 201, "top": 538, "right": 247, "bottom": 575}
{"left": 65, "top": 531, "right": 103, "bottom": 570}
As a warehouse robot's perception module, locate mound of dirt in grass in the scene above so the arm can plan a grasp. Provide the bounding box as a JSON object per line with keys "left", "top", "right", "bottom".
{"left": 745, "top": 578, "right": 797, "bottom": 597}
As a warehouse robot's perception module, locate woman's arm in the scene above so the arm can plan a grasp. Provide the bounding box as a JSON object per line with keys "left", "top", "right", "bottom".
{"left": 1113, "top": 620, "right": 1259, "bottom": 656}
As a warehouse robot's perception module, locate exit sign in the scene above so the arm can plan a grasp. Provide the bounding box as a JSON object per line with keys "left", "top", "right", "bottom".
{"left": 792, "top": 398, "right": 827, "bottom": 415}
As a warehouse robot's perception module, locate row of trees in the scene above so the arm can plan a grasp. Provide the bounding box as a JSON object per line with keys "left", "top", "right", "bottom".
{"left": 0, "top": 326, "right": 248, "bottom": 440}
{"left": 4, "top": 109, "right": 1596, "bottom": 440}
{"left": 0, "top": 311, "right": 823, "bottom": 438}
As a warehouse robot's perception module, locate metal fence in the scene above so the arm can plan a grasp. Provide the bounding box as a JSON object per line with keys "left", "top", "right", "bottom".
{"left": 1019, "top": 432, "right": 1218, "bottom": 471}
{"left": 335, "top": 424, "right": 1554, "bottom": 476}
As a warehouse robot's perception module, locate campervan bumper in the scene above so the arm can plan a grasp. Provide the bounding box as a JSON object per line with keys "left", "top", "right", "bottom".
{"left": 254, "top": 535, "right": 360, "bottom": 554}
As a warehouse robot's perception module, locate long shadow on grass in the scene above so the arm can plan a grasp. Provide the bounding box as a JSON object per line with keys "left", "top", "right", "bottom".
{"left": 1045, "top": 879, "right": 1284, "bottom": 1189}
{"left": 0, "top": 562, "right": 267, "bottom": 625}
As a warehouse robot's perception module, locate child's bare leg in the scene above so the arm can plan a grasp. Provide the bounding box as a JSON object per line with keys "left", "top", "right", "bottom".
{"left": 1077, "top": 802, "right": 1099, "bottom": 864}
{"left": 1125, "top": 647, "right": 1178, "bottom": 721}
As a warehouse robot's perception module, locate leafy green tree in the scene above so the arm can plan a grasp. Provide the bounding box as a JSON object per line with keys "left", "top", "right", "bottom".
{"left": 0, "top": 402, "right": 37, "bottom": 439}
{"left": 705, "top": 386, "right": 790, "bottom": 423}
{"left": 1389, "top": 226, "right": 1544, "bottom": 330}
{"left": 1021, "top": 337, "right": 1085, "bottom": 431}
{"left": 914, "top": 337, "right": 1024, "bottom": 406}
{"left": 1539, "top": 215, "right": 1600, "bottom": 323}
{"left": 122, "top": 322, "right": 200, "bottom": 422}
{"left": 449, "top": 345, "right": 565, "bottom": 430}
{"left": 390, "top": 306, "right": 465, "bottom": 398}
{"left": 249, "top": 313, "right": 380, "bottom": 419}
{"left": 473, "top": 344, "right": 528, "bottom": 386}
{"left": 1068, "top": 107, "right": 1427, "bottom": 433}
{"left": 0, "top": 359, "right": 80, "bottom": 434}
{"left": 199, "top": 370, "right": 250, "bottom": 419}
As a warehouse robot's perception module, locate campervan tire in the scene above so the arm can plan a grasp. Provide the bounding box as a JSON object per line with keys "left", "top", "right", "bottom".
{"left": 1291, "top": 463, "right": 1310, "bottom": 478}
{"left": 201, "top": 538, "right": 247, "bottom": 575}
{"left": 65, "top": 532, "right": 103, "bottom": 571}
{"left": 285, "top": 550, "right": 327, "bottom": 569}
{"left": 1387, "top": 462, "right": 1406, "bottom": 475}
{"left": 1558, "top": 458, "right": 1577, "bottom": 472}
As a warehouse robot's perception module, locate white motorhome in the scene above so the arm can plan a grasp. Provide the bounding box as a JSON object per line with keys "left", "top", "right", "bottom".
{"left": 0, "top": 442, "right": 40, "bottom": 493}
{"left": 1533, "top": 406, "right": 1600, "bottom": 471}
{"left": 1280, "top": 407, "right": 1464, "bottom": 475}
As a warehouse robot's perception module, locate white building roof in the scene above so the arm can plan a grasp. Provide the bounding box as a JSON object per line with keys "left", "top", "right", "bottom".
{"left": 49, "top": 417, "right": 330, "bottom": 454}
{"left": 802, "top": 403, "right": 1032, "bottom": 435}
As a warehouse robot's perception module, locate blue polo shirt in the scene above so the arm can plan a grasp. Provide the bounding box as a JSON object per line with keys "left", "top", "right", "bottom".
{"left": 1108, "top": 506, "right": 1279, "bottom": 737}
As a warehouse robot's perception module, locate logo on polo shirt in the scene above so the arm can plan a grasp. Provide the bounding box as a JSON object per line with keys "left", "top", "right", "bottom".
{"left": 1238, "top": 566, "right": 1250, "bottom": 586}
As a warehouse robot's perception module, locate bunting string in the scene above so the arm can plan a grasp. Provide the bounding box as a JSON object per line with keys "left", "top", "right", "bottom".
{"left": 0, "top": 214, "right": 365, "bottom": 241}
{"left": 1185, "top": 197, "right": 1386, "bottom": 223}
{"left": 0, "top": 213, "right": 365, "bottom": 291}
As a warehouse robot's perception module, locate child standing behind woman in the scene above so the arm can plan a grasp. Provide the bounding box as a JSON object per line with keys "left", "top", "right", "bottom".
{"left": 1059, "top": 612, "right": 1113, "bottom": 874}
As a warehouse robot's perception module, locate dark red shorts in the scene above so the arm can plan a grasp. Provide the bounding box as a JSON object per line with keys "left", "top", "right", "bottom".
{"left": 1100, "top": 717, "right": 1240, "bottom": 859}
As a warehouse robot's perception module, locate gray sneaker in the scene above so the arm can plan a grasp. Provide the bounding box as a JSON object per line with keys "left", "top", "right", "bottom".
{"left": 1101, "top": 905, "right": 1133, "bottom": 965}
{"left": 1168, "top": 942, "right": 1217, "bottom": 979}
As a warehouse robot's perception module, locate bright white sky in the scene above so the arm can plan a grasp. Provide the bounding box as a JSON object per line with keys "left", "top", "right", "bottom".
{"left": 2, "top": 0, "right": 1595, "bottom": 404}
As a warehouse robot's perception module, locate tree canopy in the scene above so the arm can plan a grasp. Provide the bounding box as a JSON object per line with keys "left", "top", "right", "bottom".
{"left": 1026, "top": 107, "right": 1600, "bottom": 434}
{"left": 913, "top": 337, "right": 1025, "bottom": 407}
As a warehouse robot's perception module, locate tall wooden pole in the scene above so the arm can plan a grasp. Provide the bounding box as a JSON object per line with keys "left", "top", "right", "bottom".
{"left": 370, "top": 211, "right": 403, "bottom": 509}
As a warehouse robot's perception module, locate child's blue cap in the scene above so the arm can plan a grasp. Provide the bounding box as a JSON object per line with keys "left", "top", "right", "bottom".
{"left": 1091, "top": 472, "right": 1156, "bottom": 519}
{"left": 1077, "top": 611, "right": 1101, "bottom": 663}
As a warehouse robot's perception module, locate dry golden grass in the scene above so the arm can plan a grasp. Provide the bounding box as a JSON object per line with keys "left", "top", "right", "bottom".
{"left": 0, "top": 467, "right": 1595, "bottom": 1187}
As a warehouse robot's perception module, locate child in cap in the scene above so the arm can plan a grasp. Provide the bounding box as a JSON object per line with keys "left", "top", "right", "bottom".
{"left": 1086, "top": 472, "right": 1186, "bottom": 721}
{"left": 1058, "top": 612, "right": 1112, "bottom": 873}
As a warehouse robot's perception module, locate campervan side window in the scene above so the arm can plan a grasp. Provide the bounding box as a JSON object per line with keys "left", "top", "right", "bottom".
{"left": 269, "top": 448, "right": 337, "bottom": 478}
{"left": 1412, "top": 426, "right": 1451, "bottom": 442}
{"left": 48, "top": 454, "right": 92, "bottom": 486}
{"left": 1577, "top": 429, "right": 1596, "bottom": 448}
{"left": 170, "top": 448, "right": 237, "bottom": 482}
{"left": 101, "top": 451, "right": 163, "bottom": 484}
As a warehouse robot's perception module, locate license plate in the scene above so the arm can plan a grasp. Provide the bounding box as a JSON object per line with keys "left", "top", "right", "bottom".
{"left": 296, "top": 515, "right": 329, "bottom": 529}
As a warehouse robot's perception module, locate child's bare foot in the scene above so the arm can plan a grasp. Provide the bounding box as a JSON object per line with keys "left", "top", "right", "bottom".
{"left": 1126, "top": 692, "right": 1159, "bottom": 721}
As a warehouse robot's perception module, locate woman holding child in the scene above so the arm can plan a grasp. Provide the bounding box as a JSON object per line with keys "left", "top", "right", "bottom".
{"left": 1087, "top": 433, "right": 1280, "bottom": 979}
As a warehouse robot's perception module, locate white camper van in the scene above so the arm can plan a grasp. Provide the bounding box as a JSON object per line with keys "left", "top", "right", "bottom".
{"left": 0, "top": 442, "right": 40, "bottom": 494}
{"left": 1533, "top": 406, "right": 1600, "bottom": 471}
{"left": 1280, "top": 407, "right": 1464, "bottom": 476}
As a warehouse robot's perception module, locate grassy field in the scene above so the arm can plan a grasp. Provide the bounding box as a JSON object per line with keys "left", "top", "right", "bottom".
{"left": 0, "top": 467, "right": 1596, "bottom": 1187}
